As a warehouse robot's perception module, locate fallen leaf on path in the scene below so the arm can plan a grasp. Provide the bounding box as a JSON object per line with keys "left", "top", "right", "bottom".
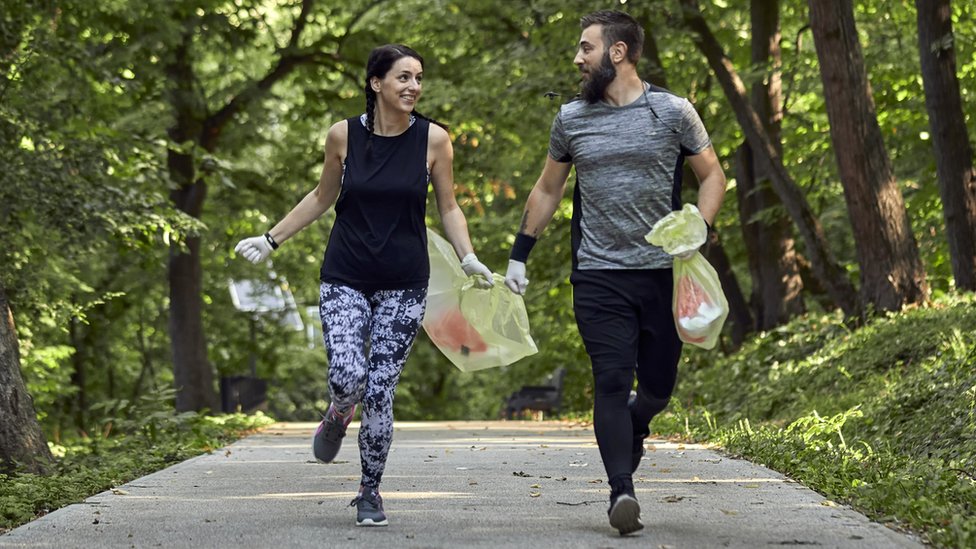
{"left": 820, "top": 500, "right": 838, "bottom": 507}
{"left": 530, "top": 492, "right": 541, "bottom": 497}
{"left": 513, "top": 471, "right": 531, "bottom": 477}
{"left": 720, "top": 509, "right": 738, "bottom": 516}
{"left": 588, "top": 479, "right": 603, "bottom": 484}
{"left": 662, "top": 495, "right": 685, "bottom": 503}
{"left": 110, "top": 488, "right": 129, "bottom": 496}
{"left": 530, "top": 484, "right": 541, "bottom": 488}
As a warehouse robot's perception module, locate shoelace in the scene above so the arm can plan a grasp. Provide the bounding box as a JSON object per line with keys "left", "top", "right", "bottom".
{"left": 349, "top": 492, "right": 382, "bottom": 507}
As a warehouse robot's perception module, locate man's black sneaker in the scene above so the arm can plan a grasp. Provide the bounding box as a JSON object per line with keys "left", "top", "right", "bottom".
{"left": 350, "top": 490, "right": 388, "bottom": 527}
{"left": 608, "top": 487, "right": 643, "bottom": 535}
{"left": 632, "top": 435, "right": 646, "bottom": 473}
{"left": 628, "top": 391, "right": 646, "bottom": 473}
{"left": 312, "top": 403, "right": 356, "bottom": 463}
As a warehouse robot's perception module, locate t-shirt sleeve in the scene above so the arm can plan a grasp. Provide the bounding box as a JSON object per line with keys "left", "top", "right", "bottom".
{"left": 548, "top": 110, "right": 572, "bottom": 162}
{"left": 678, "top": 99, "right": 711, "bottom": 155}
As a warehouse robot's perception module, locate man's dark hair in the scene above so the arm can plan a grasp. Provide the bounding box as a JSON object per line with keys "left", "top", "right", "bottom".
{"left": 580, "top": 10, "right": 644, "bottom": 64}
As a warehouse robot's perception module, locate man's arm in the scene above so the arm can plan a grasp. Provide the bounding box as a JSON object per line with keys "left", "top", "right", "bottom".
{"left": 504, "top": 156, "right": 572, "bottom": 294}
{"left": 686, "top": 145, "right": 726, "bottom": 226}
{"left": 518, "top": 156, "right": 573, "bottom": 237}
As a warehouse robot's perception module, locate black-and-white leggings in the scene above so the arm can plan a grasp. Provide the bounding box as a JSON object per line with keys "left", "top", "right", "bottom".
{"left": 319, "top": 282, "right": 427, "bottom": 490}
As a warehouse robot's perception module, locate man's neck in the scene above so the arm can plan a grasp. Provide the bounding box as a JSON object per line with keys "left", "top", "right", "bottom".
{"left": 603, "top": 71, "right": 645, "bottom": 107}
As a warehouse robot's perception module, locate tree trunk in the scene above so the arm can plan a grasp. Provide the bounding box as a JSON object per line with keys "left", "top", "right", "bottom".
{"left": 742, "top": 0, "right": 805, "bottom": 329}
{"left": 915, "top": 0, "right": 976, "bottom": 291}
{"left": 165, "top": 34, "right": 219, "bottom": 413}
{"left": 808, "top": 0, "right": 929, "bottom": 311}
{"left": 679, "top": 0, "right": 860, "bottom": 317}
{"left": 0, "top": 284, "right": 53, "bottom": 474}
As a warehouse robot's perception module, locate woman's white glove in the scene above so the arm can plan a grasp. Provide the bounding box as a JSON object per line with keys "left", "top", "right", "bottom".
{"left": 504, "top": 260, "right": 528, "bottom": 295}
{"left": 460, "top": 253, "right": 494, "bottom": 288}
{"left": 235, "top": 234, "right": 275, "bottom": 264}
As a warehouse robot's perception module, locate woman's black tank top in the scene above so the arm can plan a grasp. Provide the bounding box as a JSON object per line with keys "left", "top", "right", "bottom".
{"left": 320, "top": 116, "right": 430, "bottom": 291}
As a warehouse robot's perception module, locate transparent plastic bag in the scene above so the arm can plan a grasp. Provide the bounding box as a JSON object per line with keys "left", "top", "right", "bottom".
{"left": 422, "top": 229, "right": 538, "bottom": 371}
{"left": 672, "top": 253, "right": 728, "bottom": 349}
{"left": 646, "top": 204, "right": 729, "bottom": 350}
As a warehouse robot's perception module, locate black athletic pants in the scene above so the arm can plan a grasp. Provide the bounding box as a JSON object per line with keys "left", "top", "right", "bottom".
{"left": 571, "top": 268, "right": 682, "bottom": 486}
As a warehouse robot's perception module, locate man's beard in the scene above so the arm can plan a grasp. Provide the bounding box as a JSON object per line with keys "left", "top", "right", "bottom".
{"left": 581, "top": 52, "right": 616, "bottom": 104}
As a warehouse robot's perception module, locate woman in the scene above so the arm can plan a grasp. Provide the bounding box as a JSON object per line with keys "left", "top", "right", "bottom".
{"left": 234, "top": 44, "right": 493, "bottom": 527}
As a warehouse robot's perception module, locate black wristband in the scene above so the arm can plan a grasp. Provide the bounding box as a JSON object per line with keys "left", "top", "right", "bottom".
{"left": 509, "top": 233, "right": 537, "bottom": 263}
{"left": 264, "top": 232, "right": 279, "bottom": 250}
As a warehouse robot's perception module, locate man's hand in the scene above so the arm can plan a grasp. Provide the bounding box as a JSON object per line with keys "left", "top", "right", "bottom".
{"left": 460, "top": 253, "right": 494, "bottom": 288}
{"left": 234, "top": 235, "right": 275, "bottom": 264}
{"left": 504, "top": 260, "right": 528, "bottom": 295}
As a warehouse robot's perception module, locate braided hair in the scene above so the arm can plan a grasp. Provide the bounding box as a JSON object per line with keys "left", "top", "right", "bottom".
{"left": 363, "top": 44, "right": 446, "bottom": 160}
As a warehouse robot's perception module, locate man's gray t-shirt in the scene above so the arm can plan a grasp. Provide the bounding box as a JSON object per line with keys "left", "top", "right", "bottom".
{"left": 549, "top": 86, "right": 711, "bottom": 270}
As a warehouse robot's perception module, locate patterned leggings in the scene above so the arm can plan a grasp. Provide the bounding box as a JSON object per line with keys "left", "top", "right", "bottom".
{"left": 318, "top": 283, "right": 427, "bottom": 490}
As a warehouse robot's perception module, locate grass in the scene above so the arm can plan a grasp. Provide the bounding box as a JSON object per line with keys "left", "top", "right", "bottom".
{"left": 0, "top": 410, "right": 275, "bottom": 533}
{"left": 651, "top": 294, "right": 976, "bottom": 548}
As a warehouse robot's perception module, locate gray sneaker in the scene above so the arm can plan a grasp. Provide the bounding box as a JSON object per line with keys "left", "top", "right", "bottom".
{"left": 350, "top": 490, "right": 388, "bottom": 527}
{"left": 608, "top": 486, "right": 643, "bottom": 535}
{"left": 312, "top": 403, "right": 356, "bottom": 463}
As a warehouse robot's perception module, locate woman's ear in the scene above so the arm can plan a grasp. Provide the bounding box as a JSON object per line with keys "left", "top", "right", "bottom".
{"left": 370, "top": 77, "right": 381, "bottom": 93}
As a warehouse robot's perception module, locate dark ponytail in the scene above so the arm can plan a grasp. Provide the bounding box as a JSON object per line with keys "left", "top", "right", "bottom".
{"left": 363, "top": 44, "right": 447, "bottom": 159}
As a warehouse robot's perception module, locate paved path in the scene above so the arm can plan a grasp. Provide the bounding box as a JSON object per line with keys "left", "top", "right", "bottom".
{"left": 1, "top": 421, "right": 923, "bottom": 548}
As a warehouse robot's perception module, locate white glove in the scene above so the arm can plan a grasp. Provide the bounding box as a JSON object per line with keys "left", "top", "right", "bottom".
{"left": 504, "top": 260, "right": 528, "bottom": 295}
{"left": 235, "top": 234, "right": 275, "bottom": 264}
{"left": 460, "top": 253, "right": 494, "bottom": 288}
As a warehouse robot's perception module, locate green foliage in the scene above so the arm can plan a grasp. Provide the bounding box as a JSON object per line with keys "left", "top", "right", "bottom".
{"left": 653, "top": 296, "right": 976, "bottom": 547}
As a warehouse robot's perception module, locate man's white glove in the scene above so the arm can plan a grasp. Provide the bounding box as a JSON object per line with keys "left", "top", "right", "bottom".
{"left": 460, "top": 253, "right": 494, "bottom": 288}
{"left": 504, "top": 259, "right": 528, "bottom": 295}
{"left": 235, "top": 234, "right": 275, "bottom": 264}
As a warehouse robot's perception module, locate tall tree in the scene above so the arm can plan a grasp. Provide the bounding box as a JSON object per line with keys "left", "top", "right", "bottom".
{"left": 915, "top": 0, "right": 976, "bottom": 292}
{"left": 0, "top": 285, "right": 53, "bottom": 474}
{"left": 808, "top": 0, "right": 929, "bottom": 311}
{"left": 679, "top": 0, "right": 860, "bottom": 317}
{"left": 738, "top": 0, "right": 805, "bottom": 329}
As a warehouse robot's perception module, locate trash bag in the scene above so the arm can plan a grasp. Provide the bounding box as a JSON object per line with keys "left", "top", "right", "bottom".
{"left": 672, "top": 254, "right": 728, "bottom": 349}
{"left": 422, "top": 229, "right": 538, "bottom": 371}
{"left": 646, "top": 204, "right": 729, "bottom": 350}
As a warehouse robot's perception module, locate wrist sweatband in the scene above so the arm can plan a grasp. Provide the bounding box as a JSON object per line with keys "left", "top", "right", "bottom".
{"left": 264, "top": 232, "right": 279, "bottom": 250}
{"left": 509, "top": 233, "right": 537, "bottom": 263}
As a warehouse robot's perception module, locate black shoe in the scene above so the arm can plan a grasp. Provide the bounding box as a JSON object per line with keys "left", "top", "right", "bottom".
{"left": 350, "top": 489, "right": 388, "bottom": 527}
{"left": 628, "top": 391, "right": 647, "bottom": 473}
{"left": 312, "top": 403, "right": 356, "bottom": 463}
{"left": 608, "top": 483, "right": 643, "bottom": 535}
{"left": 631, "top": 435, "right": 646, "bottom": 473}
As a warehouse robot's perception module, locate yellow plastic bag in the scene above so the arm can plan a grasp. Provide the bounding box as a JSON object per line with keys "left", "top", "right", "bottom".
{"left": 423, "top": 229, "right": 538, "bottom": 371}
{"left": 646, "top": 204, "right": 729, "bottom": 350}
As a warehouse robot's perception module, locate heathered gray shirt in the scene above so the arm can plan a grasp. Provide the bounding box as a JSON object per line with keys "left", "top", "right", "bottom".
{"left": 549, "top": 85, "right": 711, "bottom": 270}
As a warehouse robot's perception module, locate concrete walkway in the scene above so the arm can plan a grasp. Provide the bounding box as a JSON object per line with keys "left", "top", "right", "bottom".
{"left": 1, "top": 421, "right": 924, "bottom": 548}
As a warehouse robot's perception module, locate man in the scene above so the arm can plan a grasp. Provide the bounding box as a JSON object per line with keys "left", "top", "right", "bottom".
{"left": 504, "top": 10, "right": 726, "bottom": 535}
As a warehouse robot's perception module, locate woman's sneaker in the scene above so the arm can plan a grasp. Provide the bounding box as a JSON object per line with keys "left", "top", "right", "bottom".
{"left": 312, "top": 403, "right": 356, "bottom": 463}
{"left": 350, "top": 490, "right": 388, "bottom": 526}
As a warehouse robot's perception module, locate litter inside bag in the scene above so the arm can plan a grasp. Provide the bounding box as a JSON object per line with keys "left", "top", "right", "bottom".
{"left": 673, "top": 256, "right": 728, "bottom": 349}
{"left": 647, "top": 205, "right": 729, "bottom": 350}
{"left": 422, "top": 229, "right": 538, "bottom": 371}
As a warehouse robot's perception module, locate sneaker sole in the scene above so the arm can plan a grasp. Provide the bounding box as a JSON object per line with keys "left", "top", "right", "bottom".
{"left": 609, "top": 495, "right": 643, "bottom": 535}
{"left": 356, "top": 518, "right": 389, "bottom": 527}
